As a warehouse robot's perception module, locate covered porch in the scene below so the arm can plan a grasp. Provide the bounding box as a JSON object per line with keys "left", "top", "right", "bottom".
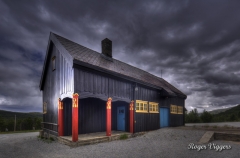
{"left": 58, "top": 94, "right": 135, "bottom": 142}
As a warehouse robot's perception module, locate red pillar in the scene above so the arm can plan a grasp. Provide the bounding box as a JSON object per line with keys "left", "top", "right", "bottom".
{"left": 106, "top": 97, "right": 112, "bottom": 136}
{"left": 58, "top": 98, "right": 64, "bottom": 136}
{"left": 129, "top": 100, "right": 134, "bottom": 133}
{"left": 72, "top": 93, "right": 79, "bottom": 142}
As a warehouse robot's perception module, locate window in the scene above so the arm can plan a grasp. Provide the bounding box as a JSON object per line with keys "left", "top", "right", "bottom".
{"left": 43, "top": 102, "right": 47, "bottom": 114}
{"left": 177, "top": 106, "right": 183, "bottom": 114}
{"left": 170, "top": 105, "right": 177, "bottom": 114}
{"left": 149, "top": 102, "right": 159, "bottom": 113}
{"left": 136, "top": 100, "right": 148, "bottom": 113}
{"left": 52, "top": 56, "right": 56, "bottom": 71}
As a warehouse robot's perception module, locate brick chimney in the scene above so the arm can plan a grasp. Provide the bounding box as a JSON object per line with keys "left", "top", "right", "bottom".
{"left": 102, "top": 38, "right": 112, "bottom": 57}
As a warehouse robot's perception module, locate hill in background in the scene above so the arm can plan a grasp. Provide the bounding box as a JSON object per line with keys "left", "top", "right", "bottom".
{"left": 214, "top": 104, "right": 240, "bottom": 116}
{"left": 209, "top": 107, "right": 232, "bottom": 114}
{"left": 0, "top": 110, "right": 42, "bottom": 120}
{"left": 211, "top": 104, "right": 240, "bottom": 122}
{"left": 185, "top": 104, "right": 240, "bottom": 123}
{"left": 0, "top": 110, "right": 42, "bottom": 131}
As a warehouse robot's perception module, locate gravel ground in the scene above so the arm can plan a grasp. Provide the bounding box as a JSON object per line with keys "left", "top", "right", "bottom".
{"left": 0, "top": 128, "right": 239, "bottom": 158}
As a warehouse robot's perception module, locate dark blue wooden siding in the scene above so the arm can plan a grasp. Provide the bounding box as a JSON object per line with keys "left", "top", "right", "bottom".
{"left": 63, "top": 98, "right": 72, "bottom": 136}
{"left": 74, "top": 66, "right": 133, "bottom": 102}
{"left": 135, "top": 86, "right": 161, "bottom": 103}
{"left": 42, "top": 41, "right": 74, "bottom": 136}
{"left": 134, "top": 86, "right": 161, "bottom": 132}
{"left": 42, "top": 43, "right": 59, "bottom": 131}
{"left": 74, "top": 67, "right": 109, "bottom": 99}
{"left": 135, "top": 113, "right": 160, "bottom": 132}
{"left": 79, "top": 98, "right": 106, "bottom": 134}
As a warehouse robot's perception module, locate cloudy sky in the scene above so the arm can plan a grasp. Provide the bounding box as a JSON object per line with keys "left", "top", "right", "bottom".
{"left": 0, "top": 0, "right": 240, "bottom": 112}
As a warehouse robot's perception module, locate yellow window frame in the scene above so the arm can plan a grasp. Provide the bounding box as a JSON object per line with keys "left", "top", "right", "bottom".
{"left": 149, "top": 102, "right": 159, "bottom": 113}
{"left": 177, "top": 106, "right": 183, "bottom": 114}
{"left": 136, "top": 100, "right": 148, "bottom": 113}
{"left": 170, "top": 105, "right": 177, "bottom": 114}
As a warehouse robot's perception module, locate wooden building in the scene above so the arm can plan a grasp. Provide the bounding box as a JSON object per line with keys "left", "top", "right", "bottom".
{"left": 39, "top": 32, "right": 187, "bottom": 141}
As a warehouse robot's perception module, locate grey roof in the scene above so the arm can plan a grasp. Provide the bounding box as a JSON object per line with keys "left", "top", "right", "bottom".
{"left": 53, "top": 33, "right": 186, "bottom": 98}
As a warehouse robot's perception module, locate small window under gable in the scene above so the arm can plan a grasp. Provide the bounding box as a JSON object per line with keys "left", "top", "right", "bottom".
{"left": 52, "top": 56, "right": 56, "bottom": 71}
{"left": 43, "top": 102, "right": 47, "bottom": 114}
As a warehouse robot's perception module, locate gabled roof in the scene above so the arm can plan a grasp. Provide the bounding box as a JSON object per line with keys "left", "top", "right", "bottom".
{"left": 40, "top": 32, "right": 187, "bottom": 98}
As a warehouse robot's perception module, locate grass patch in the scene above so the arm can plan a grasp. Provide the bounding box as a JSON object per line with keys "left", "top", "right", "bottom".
{"left": 205, "top": 125, "right": 209, "bottom": 128}
{"left": 0, "top": 130, "right": 40, "bottom": 134}
{"left": 223, "top": 125, "right": 230, "bottom": 129}
{"left": 37, "top": 135, "right": 54, "bottom": 143}
{"left": 213, "top": 125, "right": 218, "bottom": 128}
{"left": 50, "top": 137, "right": 55, "bottom": 141}
{"left": 119, "top": 134, "right": 128, "bottom": 140}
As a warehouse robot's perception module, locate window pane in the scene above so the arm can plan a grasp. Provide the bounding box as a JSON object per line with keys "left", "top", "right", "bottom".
{"left": 140, "top": 103, "right": 143, "bottom": 110}
{"left": 144, "top": 104, "right": 147, "bottom": 111}
{"left": 136, "top": 103, "right": 139, "bottom": 110}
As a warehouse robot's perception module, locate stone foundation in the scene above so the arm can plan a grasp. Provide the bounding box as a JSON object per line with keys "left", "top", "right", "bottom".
{"left": 214, "top": 132, "right": 240, "bottom": 142}
{"left": 58, "top": 132, "right": 146, "bottom": 147}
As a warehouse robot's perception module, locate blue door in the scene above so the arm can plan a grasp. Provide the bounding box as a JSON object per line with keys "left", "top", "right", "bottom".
{"left": 117, "top": 107, "right": 125, "bottom": 131}
{"left": 160, "top": 108, "right": 169, "bottom": 128}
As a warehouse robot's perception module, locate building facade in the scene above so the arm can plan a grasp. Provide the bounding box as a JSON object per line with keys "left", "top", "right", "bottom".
{"left": 39, "top": 33, "right": 187, "bottom": 141}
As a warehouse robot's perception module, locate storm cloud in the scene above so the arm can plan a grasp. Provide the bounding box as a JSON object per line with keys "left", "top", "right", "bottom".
{"left": 0, "top": 0, "right": 239, "bottom": 112}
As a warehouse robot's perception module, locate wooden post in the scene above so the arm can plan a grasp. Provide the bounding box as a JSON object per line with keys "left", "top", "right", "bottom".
{"left": 58, "top": 98, "right": 64, "bottom": 136}
{"left": 129, "top": 100, "right": 134, "bottom": 133}
{"left": 72, "top": 93, "right": 79, "bottom": 142}
{"left": 106, "top": 97, "right": 112, "bottom": 136}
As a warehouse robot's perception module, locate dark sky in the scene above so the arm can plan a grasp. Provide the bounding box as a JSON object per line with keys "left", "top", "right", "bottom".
{"left": 0, "top": 0, "right": 239, "bottom": 112}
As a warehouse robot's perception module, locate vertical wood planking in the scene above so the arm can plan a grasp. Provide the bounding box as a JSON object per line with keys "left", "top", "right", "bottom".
{"left": 79, "top": 98, "right": 106, "bottom": 134}
{"left": 80, "top": 70, "right": 83, "bottom": 92}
